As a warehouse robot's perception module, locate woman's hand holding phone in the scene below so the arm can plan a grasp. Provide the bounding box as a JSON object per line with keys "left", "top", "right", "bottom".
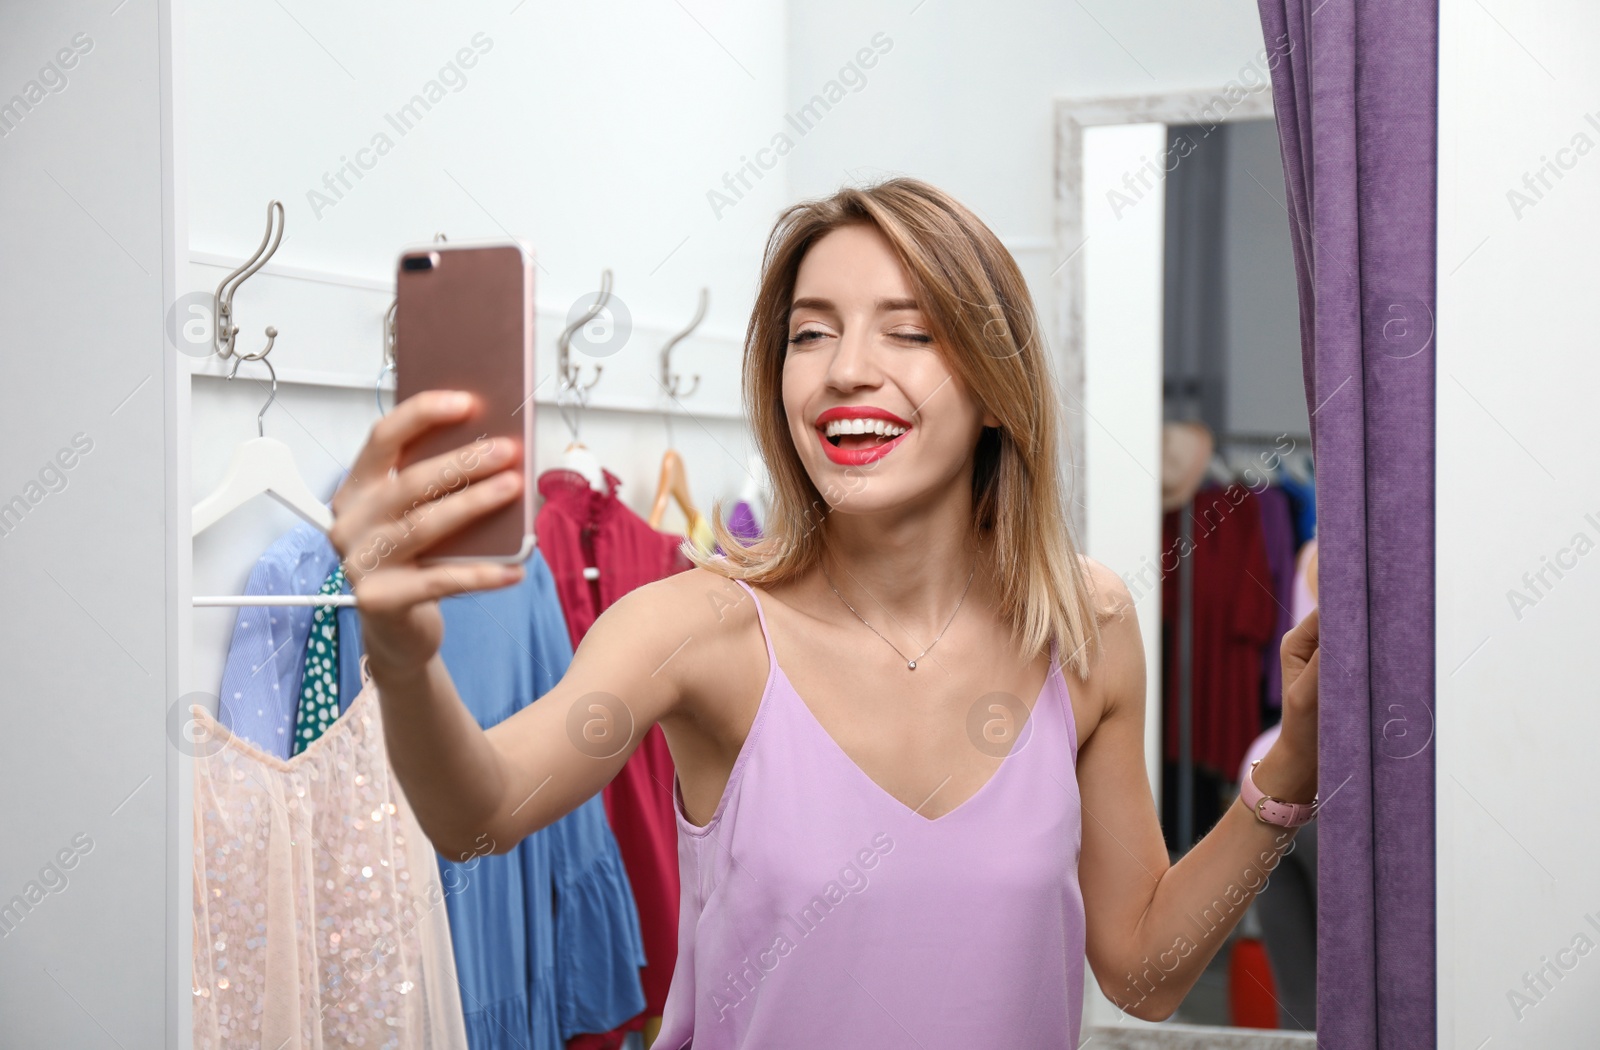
{"left": 328, "top": 389, "right": 527, "bottom": 681}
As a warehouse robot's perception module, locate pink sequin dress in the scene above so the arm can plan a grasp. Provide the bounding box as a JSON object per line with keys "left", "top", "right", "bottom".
{"left": 191, "top": 655, "right": 470, "bottom": 1049}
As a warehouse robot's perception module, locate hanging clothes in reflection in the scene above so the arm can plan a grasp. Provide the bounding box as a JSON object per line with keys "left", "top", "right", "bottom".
{"left": 1276, "top": 469, "right": 1317, "bottom": 549}
{"left": 720, "top": 499, "right": 763, "bottom": 552}
{"left": 215, "top": 520, "right": 341, "bottom": 757}
{"left": 1160, "top": 483, "right": 1278, "bottom": 782}
{"left": 334, "top": 548, "right": 648, "bottom": 1050}
{"left": 291, "top": 564, "right": 346, "bottom": 754}
{"left": 1255, "top": 485, "right": 1297, "bottom": 714}
{"left": 535, "top": 467, "right": 695, "bottom": 1045}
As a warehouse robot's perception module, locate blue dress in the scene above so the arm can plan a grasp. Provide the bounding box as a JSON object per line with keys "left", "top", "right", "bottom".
{"left": 336, "top": 550, "right": 646, "bottom": 1049}
{"left": 1277, "top": 471, "right": 1317, "bottom": 548}
{"left": 216, "top": 521, "right": 341, "bottom": 757}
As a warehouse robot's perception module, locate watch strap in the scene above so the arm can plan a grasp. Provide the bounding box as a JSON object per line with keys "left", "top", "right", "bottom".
{"left": 1241, "top": 759, "right": 1318, "bottom": 828}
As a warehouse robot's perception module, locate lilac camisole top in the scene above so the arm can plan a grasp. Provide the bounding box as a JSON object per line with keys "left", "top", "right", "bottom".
{"left": 656, "top": 579, "right": 1087, "bottom": 1048}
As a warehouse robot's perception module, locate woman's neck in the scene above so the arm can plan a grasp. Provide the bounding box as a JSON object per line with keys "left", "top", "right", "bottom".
{"left": 812, "top": 497, "right": 996, "bottom": 639}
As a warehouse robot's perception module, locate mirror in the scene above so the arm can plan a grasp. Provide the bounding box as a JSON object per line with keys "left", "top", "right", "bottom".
{"left": 1069, "top": 91, "right": 1317, "bottom": 1036}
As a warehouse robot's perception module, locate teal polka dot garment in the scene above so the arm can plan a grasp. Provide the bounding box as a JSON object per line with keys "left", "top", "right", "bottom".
{"left": 291, "top": 564, "right": 345, "bottom": 755}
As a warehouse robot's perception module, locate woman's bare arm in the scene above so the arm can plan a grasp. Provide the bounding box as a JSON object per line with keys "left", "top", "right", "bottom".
{"left": 360, "top": 580, "right": 700, "bottom": 861}
{"left": 1074, "top": 558, "right": 1321, "bottom": 1021}
{"left": 327, "top": 391, "right": 706, "bottom": 861}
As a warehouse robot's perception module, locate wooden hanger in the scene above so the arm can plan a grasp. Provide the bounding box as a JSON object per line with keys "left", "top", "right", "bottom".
{"left": 648, "top": 448, "right": 703, "bottom": 532}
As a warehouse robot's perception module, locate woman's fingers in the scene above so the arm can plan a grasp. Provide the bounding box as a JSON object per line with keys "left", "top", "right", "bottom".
{"left": 339, "top": 433, "right": 515, "bottom": 542}
{"left": 390, "top": 433, "right": 517, "bottom": 511}
{"left": 1281, "top": 606, "right": 1319, "bottom": 668}
{"left": 332, "top": 391, "right": 476, "bottom": 517}
{"left": 329, "top": 387, "right": 523, "bottom": 572}
{"left": 342, "top": 465, "right": 523, "bottom": 581}
{"left": 353, "top": 559, "right": 525, "bottom": 617}
{"left": 356, "top": 389, "right": 477, "bottom": 478}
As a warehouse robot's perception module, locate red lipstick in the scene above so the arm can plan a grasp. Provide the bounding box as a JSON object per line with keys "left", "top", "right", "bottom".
{"left": 813, "top": 405, "right": 914, "bottom": 466}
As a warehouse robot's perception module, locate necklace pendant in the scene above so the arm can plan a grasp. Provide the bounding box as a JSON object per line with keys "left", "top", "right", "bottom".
{"left": 907, "top": 660, "right": 916, "bottom": 670}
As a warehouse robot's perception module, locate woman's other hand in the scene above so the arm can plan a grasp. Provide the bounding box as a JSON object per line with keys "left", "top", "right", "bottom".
{"left": 1255, "top": 606, "right": 1320, "bottom": 802}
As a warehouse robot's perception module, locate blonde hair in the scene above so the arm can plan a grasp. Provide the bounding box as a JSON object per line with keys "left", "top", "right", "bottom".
{"left": 688, "top": 177, "right": 1104, "bottom": 678}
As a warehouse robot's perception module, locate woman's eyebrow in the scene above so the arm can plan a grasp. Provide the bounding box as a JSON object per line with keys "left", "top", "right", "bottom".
{"left": 789, "top": 296, "right": 835, "bottom": 314}
{"left": 876, "top": 297, "right": 920, "bottom": 312}
{"left": 788, "top": 296, "right": 921, "bottom": 313}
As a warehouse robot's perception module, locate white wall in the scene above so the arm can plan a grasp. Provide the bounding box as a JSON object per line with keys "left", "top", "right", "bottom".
{"left": 1219, "top": 118, "right": 1306, "bottom": 439}
{"left": 1082, "top": 122, "right": 1167, "bottom": 795}
{"left": 183, "top": 0, "right": 789, "bottom": 690}
{"left": 784, "top": 0, "right": 1271, "bottom": 365}
{"left": 1437, "top": 1, "right": 1600, "bottom": 1046}
{"left": 0, "top": 0, "right": 183, "bottom": 1045}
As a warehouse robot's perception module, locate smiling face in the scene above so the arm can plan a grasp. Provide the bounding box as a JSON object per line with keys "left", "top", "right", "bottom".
{"left": 782, "top": 223, "right": 998, "bottom": 516}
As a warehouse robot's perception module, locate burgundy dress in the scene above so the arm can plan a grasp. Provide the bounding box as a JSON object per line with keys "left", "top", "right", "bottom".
{"left": 536, "top": 468, "right": 694, "bottom": 1046}
{"left": 1161, "top": 484, "right": 1278, "bottom": 779}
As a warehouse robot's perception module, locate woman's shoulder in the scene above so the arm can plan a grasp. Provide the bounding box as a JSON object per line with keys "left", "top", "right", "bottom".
{"left": 1066, "top": 555, "right": 1143, "bottom": 731}
{"left": 604, "top": 565, "right": 770, "bottom": 729}
{"left": 1076, "top": 553, "right": 1135, "bottom": 624}
{"left": 599, "top": 564, "right": 765, "bottom": 664}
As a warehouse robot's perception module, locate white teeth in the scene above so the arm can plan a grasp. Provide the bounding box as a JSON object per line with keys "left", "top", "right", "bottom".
{"left": 823, "top": 418, "right": 908, "bottom": 438}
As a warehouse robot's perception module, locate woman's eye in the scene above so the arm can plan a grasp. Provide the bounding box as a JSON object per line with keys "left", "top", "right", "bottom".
{"left": 788, "top": 330, "right": 826, "bottom": 345}
{"left": 892, "top": 331, "right": 934, "bottom": 344}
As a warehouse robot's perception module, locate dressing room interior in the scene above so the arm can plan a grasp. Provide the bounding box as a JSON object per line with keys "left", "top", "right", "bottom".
{"left": 3, "top": 0, "right": 1595, "bottom": 1048}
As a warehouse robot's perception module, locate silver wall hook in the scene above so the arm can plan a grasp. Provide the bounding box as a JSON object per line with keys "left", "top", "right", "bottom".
{"left": 214, "top": 200, "right": 286, "bottom": 364}
{"left": 659, "top": 287, "right": 707, "bottom": 400}
{"left": 555, "top": 270, "right": 611, "bottom": 423}
{"left": 377, "top": 298, "right": 398, "bottom": 416}
{"left": 225, "top": 352, "right": 279, "bottom": 438}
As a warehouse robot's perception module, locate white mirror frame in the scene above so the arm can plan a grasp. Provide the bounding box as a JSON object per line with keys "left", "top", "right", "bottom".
{"left": 1052, "top": 86, "right": 1276, "bottom": 515}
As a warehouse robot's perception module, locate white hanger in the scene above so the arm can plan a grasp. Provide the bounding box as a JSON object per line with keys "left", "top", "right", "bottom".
{"left": 561, "top": 441, "right": 607, "bottom": 493}
{"left": 192, "top": 359, "right": 351, "bottom": 606}
{"left": 192, "top": 358, "right": 332, "bottom": 538}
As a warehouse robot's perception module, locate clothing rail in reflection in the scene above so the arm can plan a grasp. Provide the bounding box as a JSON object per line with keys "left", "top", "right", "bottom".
{"left": 193, "top": 594, "right": 358, "bottom": 607}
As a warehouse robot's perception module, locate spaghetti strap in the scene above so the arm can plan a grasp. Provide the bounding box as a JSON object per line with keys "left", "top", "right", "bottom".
{"left": 732, "top": 578, "right": 777, "bottom": 667}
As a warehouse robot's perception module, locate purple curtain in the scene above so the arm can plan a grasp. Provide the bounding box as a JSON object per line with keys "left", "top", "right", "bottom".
{"left": 1254, "top": 2, "right": 1437, "bottom": 1047}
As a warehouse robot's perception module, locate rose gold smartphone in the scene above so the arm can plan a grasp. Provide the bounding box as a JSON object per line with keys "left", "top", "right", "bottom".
{"left": 394, "top": 239, "right": 536, "bottom": 564}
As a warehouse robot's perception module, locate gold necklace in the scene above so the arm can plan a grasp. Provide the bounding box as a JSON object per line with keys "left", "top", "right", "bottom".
{"left": 821, "top": 560, "right": 977, "bottom": 671}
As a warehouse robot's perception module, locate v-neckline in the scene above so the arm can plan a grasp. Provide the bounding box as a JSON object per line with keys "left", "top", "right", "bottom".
{"left": 773, "top": 657, "right": 1057, "bottom": 826}
{"left": 193, "top": 656, "right": 376, "bottom": 773}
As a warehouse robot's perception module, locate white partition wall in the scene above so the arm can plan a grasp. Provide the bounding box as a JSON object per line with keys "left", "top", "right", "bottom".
{"left": 0, "top": 0, "right": 184, "bottom": 1045}
{"left": 1079, "top": 121, "right": 1168, "bottom": 1033}
{"left": 1080, "top": 122, "right": 1167, "bottom": 798}
{"left": 1437, "top": 1, "right": 1600, "bottom": 1046}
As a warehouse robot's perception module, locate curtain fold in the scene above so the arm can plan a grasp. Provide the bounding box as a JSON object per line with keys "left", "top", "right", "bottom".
{"left": 1253, "top": 2, "right": 1438, "bottom": 1047}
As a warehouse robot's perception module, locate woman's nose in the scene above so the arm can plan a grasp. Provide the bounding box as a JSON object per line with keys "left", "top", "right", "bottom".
{"left": 825, "top": 328, "right": 880, "bottom": 391}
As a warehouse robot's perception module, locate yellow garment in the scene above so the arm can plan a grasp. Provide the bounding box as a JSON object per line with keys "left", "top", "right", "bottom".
{"left": 688, "top": 512, "right": 715, "bottom": 554}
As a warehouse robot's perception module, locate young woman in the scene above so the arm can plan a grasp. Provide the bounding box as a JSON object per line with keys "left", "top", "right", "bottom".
{"left": 329, "top": 178, "right": 1322, "bottom": 1048}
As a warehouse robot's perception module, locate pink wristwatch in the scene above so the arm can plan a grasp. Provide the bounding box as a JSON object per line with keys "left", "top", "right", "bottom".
{"left": 1240, "top": 760, "right": 1318, "bottom": 828}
